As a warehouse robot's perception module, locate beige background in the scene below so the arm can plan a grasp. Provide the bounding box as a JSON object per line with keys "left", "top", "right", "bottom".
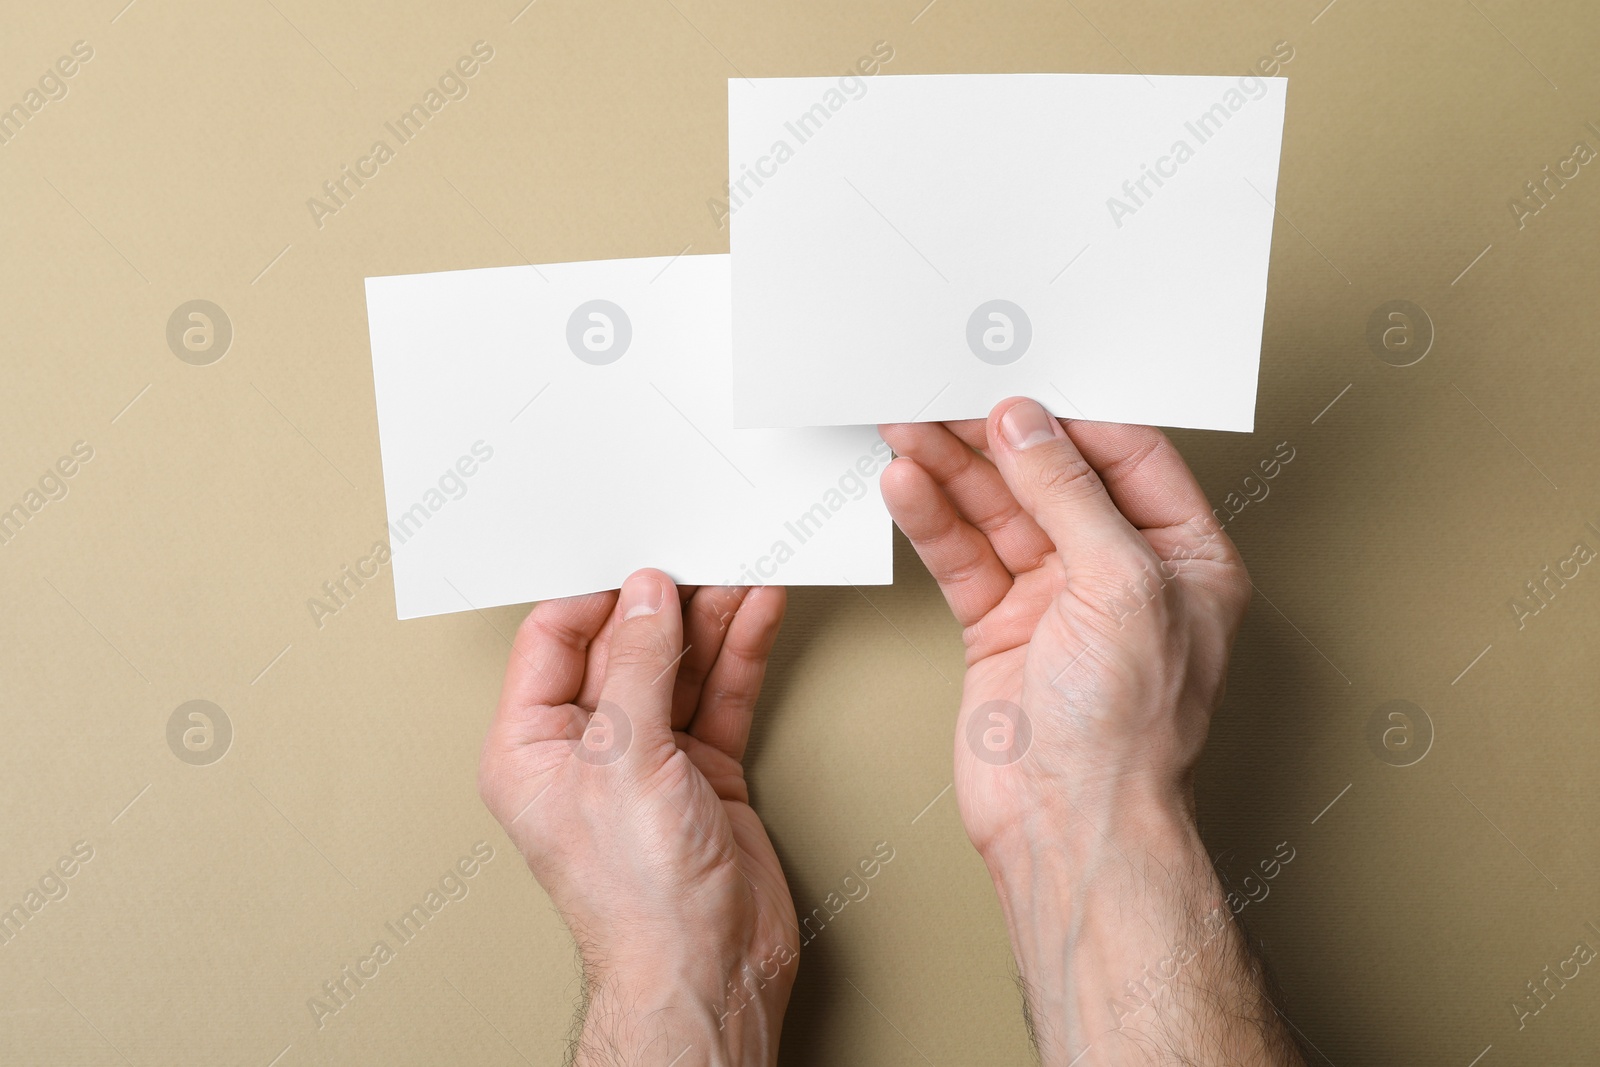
{"left": 2, "top": 0, "right": 1598, "bottom": 1063}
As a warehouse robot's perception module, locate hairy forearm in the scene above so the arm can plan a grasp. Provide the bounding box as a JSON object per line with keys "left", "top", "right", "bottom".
{"left": 571, "top": 955, "right": 788, "bottom": 1067}
{"left": 984, "top": 798, "right": 1303, "bottom": 1066}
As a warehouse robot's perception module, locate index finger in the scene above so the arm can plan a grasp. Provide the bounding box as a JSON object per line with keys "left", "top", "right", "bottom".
{"left": 948, "top": 418, "right": 1222, "bottom": 537}
{"left": 1064, "top": 422, "right": 1221, "bottom": 536}
{"left": 499, "top": 590, "right": 617, "bottom": 717}
{"left": 688, "top": 585, "right": 786, "bottom": 762}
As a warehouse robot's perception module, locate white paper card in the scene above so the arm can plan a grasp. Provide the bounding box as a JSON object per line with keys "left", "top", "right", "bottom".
{"left": 728, "top": 73, "right": 1287, "bottom": 430}
{"left": 365, "top": 254, "right": 892, "bottom": 619}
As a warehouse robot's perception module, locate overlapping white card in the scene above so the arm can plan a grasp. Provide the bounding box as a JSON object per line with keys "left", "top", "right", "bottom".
{"left": 365, "top": 254, "right": 891, "bottom": 619}
{"left": 728, "top": 73, "right": 1287, "bottom": 431}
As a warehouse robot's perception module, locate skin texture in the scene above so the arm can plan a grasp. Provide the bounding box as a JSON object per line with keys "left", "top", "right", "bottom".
{"left": 878, "top": 398, "right": 1304, "bottom": 1065}
{"left": 479, "top": 397, "right": 1303, "bottom": 1066}
{"left": 478, "top": 576, "right": 797, "bottom": 1066}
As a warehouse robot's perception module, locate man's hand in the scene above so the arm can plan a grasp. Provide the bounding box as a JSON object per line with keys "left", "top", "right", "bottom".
{"left": 880, "top": 399, "right": 1302, "bottom": 1065}
{"left": 479, "top": 571, "right": 797, "bottom": 1067}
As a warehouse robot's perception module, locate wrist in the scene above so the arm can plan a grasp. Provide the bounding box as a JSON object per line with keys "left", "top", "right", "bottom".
{"left": 979, "top": 774, "right": 1198, "bottom": 888}
{"left": 984, "top": 788, "right": 1209, "bottom": 942}
{"left": 982, "top": 794, "right": 1233, "bottom": 1062}
{"left": 576, "top": 946, "right": 793, "bottom": 1067}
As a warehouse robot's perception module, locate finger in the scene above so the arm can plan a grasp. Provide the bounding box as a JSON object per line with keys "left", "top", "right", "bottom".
{"left": 880, "top": 457, "right": 1013, "bottom": 626}
{"left": 878, "top": 421, "right": 1054, "bottom": 574}
{"left": 573, "top": 609, "right": 617, "bottom": 711}
{"left": 987, "top": 397, "right": 1144, "bottom": 570}
{"left": 499, "top": 592, "right": 616, "bottom": 714}
{"left": 947, "top": 417, "right": 1215, "bottom": 539}
{"left": 576, "top": 584, "right": 702, "bottom": 710}
{"left": 672, "top": 586, "right": 752, "bottom": 729}
{"left": 688, "top": 585, "right": 786, "bottom": 762}
{"left": 595, "top": 569, "right": 685, "bottom": 767}
{"left": 1065, "top": 423, "right": 1215, "bottom": 534}
{"left": 941, "top": 419, "right": 991, "bottom": 454}
{"left": 490, "top": 590, "right": 617, "bottom": 749}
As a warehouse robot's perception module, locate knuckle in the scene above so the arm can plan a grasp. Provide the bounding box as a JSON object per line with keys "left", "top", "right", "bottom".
{"left": 938, "top": 552, "right": 992, "bottom": 590}
{"left": 607, "top": 626, "right": 678, "bottom": 671}
{"left": 1099, "top": 431, "right": 1166, "bottom": 487}
{"left": 700, "top": 676, "right": 748, "bottom": 711}
{"left": 1033, "top": 449, "right": 1104, "bottom": 502}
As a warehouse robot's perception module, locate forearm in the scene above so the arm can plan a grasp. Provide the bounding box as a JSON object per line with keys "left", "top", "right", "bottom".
{"left": 571, "top": 953, "right": 788, "bottom": 1067}
{"left": 984, "top": 796, "right": 1303, "bottom": 1066}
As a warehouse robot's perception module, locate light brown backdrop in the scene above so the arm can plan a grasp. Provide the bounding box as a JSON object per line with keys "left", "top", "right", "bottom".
{"left": 2, "top": 0, "right": 1598, "bottom": 1064}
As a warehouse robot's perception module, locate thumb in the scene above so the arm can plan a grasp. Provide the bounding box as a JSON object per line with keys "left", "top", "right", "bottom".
{"left": 987, "top": 397, "right": 1142, "bottom": 571}
{"left": 586, "top": 569, "right": 683, "bottom": 772}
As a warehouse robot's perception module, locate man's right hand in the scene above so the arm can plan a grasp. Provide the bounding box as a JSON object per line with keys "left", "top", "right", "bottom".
{"left": 880, "top": 398, "right": 1302, "bottom": 1065}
